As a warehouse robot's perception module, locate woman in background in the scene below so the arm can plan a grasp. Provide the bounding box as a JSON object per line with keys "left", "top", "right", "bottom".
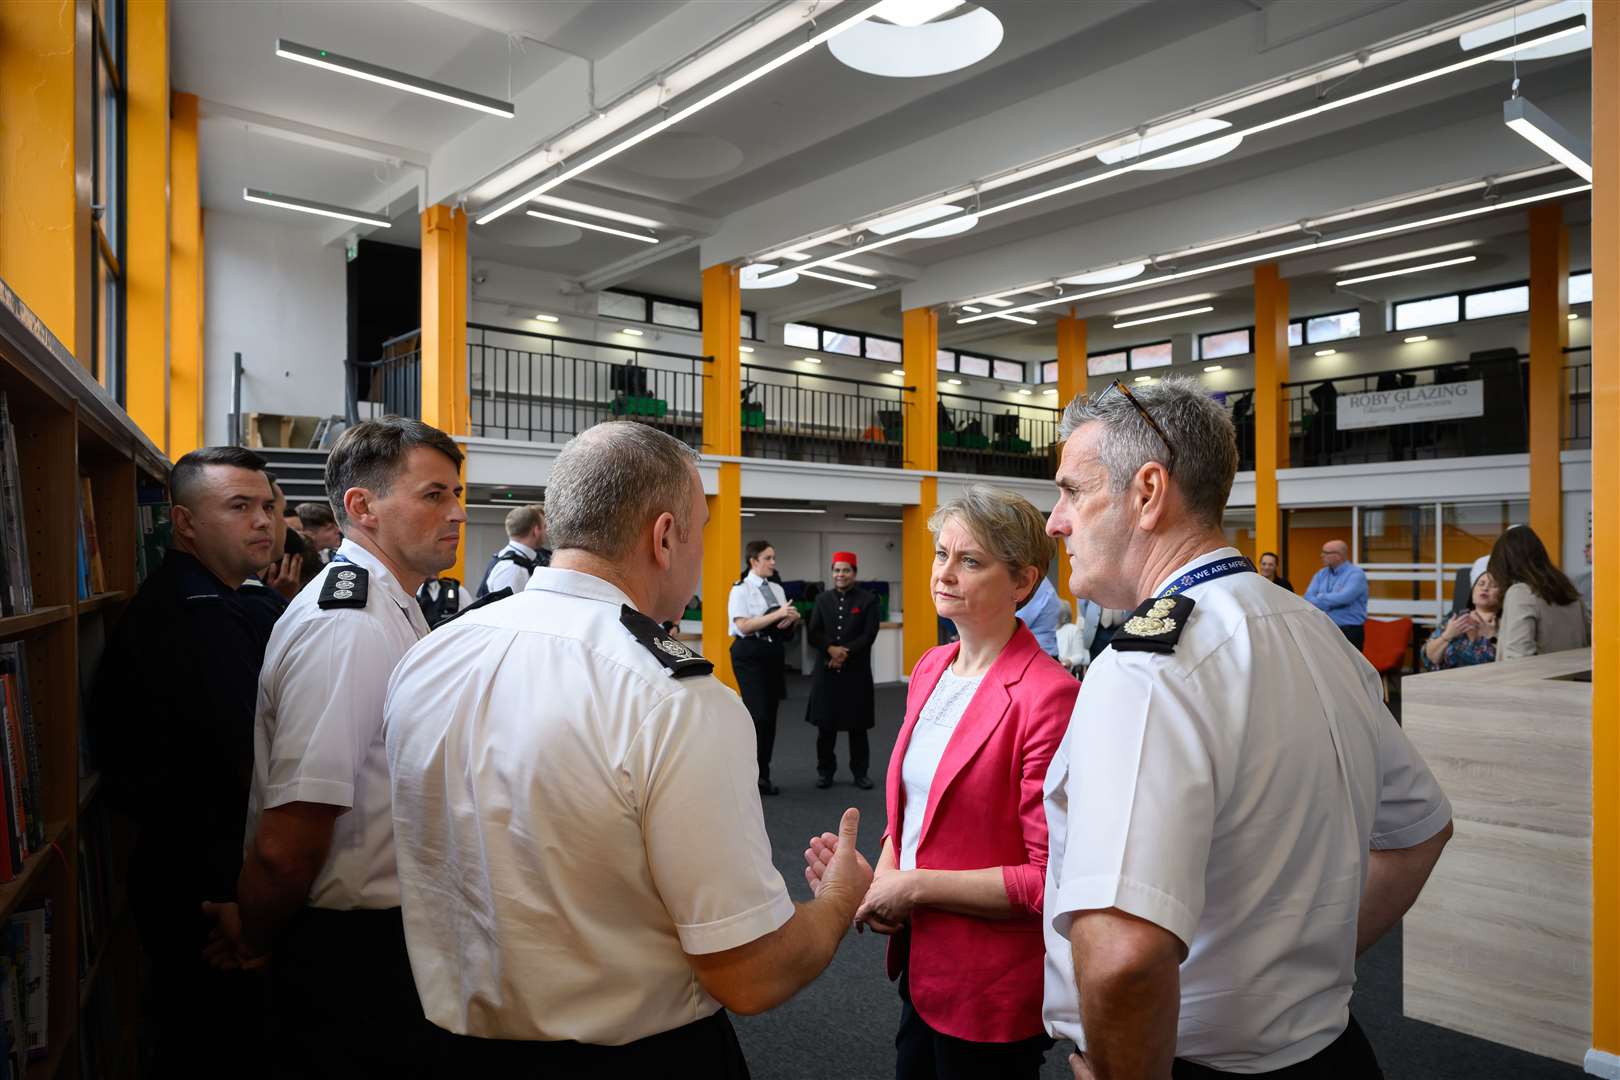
{"left": 1421, "top": 571, "right": 1500, "bottom": 670}
{"left": 1488, "top": 526, "right": 1590, "bottom": 661}
{"left": 728, "top": 540, "right": 799, "bottom": 795}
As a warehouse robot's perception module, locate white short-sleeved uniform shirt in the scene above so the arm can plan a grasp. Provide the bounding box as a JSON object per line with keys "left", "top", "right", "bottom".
{"left": 727, "top": 571, "right": 786, "bottom": 637}
{"left": 245, "top": 538, "right": 429, "bottom": 910}
{"left": 485, "top": 539, "right": 538, "bottom": 596}
{"left": 1042, "top": 548, "right": 1451, "bottom": 1072}
{"left": 384, "top": 567, "right": 795, "bottom": 1044}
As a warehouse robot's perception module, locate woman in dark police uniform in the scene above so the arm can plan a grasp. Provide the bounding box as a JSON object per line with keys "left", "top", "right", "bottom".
{"left": 728, "top": 540, "right": 800, "bottom": 795}
{"left": 805, "top": 551, "right": 881, "bottom": 789}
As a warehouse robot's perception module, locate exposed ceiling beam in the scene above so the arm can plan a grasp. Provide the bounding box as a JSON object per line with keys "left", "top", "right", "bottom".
{"left": 313, "top": 171, "right": 428, "bottom": 248}
{"left": 765, "top": 285, "right": 900, "bottom": 327}
{"left": 577, "top": 236, "right": 702, "bottom": 292}
{"left": 199, "top": 98, "right": 430, "bottom": 169}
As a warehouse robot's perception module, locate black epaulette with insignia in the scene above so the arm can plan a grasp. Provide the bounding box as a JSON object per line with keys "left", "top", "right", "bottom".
{"left": 1110, "top": 594, "right": 1196, "bottom": 654}
{"left": 318, "top": 565, "right": 368, "bottom": 609}
{"left": 620, "top": 605, "right": 714, "bottom": 678}
{"left": 431, "top": 587, "right": 510, "bottom": 629}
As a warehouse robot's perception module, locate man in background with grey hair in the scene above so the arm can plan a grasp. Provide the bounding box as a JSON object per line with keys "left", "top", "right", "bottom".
{"left": 384, "top": 420, "right": 873, "bottom": 1074}
{"left": 1039, "top": 378, "right": 1453, "bottom": 1079}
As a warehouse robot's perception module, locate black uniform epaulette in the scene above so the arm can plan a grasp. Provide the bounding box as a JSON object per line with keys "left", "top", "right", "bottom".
{"left": 620, "top": 605, "right": 714, "bottom": 678}
{"left": 1110, "top": 594, "right": 1196, "bottom": 654}
{"left": 318, "top": 566, "right": 368, "bottom": 609}
{"left": 432, "top": 587, "right": 510, "bottom": 628}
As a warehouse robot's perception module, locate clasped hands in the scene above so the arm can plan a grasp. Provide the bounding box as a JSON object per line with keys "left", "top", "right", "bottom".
{"left": 826, "top": 644, "right": 850, "bottom": 671}
{"left": 804, "top": 832, "right": 912, "bottom": 935}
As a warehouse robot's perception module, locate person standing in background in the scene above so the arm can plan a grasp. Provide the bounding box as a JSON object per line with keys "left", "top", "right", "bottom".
{"left": 476, "top": 503, "right": 549, "bottom": 599}
{"left": 805, "top": 551, "right": 881, "bottom": 790}
{"left": 1258, "top": 551, "right": 1293, "bottom": 593}
{"left": 415, "top": 575, "right": 462, "bottom": 626}
{"left": 295, "top": 501, "right": 343, "bottom": 562}
{"left": 729, "top": 541, "right": 799, "bottom": 795}
{"left": 1304, "top": 539, "right": 1369, "bottom": 649}
{"left": 1015, "top": 574, "right": 1062, "bottom": 658}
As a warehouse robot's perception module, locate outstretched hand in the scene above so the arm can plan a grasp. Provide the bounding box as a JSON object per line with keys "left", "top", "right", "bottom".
{"left": 803, "top": 808, "right": 873, "bottom": 913}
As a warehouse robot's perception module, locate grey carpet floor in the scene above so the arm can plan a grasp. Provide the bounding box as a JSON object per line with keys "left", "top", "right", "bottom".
{"left": 731, "top": 676, "right": 1585, "bottom": 1080}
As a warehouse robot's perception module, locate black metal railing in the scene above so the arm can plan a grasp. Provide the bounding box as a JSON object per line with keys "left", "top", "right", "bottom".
{"left": 937, "top": 392, "right": 1061, "bottom": 479}
{"left": 350, "top": 329, "right": 422, "bottom": 420}
{"left": 739, "top": 364, "right": 908, "bottom": 467}
{"left": 1565, "top": 351, "right": 1591, "bottom": 450}
{"left": 468, "top": 323, "right": 708, "bottom": 449}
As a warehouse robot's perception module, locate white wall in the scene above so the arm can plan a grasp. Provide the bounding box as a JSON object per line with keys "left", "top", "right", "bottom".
{"left": 203, "top": 210, "right": 347, "bottom": 445}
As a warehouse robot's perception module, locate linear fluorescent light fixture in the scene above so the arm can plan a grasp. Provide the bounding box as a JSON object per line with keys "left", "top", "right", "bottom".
{"left": 994, "top": 313, "right": 1039, "bottom": 325}
{"left": 1113, "top": 305, "right": 1213, "bottom": 329}
{"left": 525, "top": 209, "right": 658, "bottom": 244}
{"left": 476, "top": 5, "right": 878, "bottom": 224}
{"left": 242, "top": 188, "right": 392, "bottom": 227}
{"left": 1335, "top": 254, "right": 1476, "bottom": 287}
{"left": 1111, "top": 293, "right": 1217, "bottom": 317}
{"left": 275, "top": 40, "right": 514, "bottom": 118}
{"left": 760, "top": 14, "right": 1587, "bottom": 278}
{"left": 800, "top": 269, "right": 879, "bottom": 289}
{"left": 742, "top": 506, "right": 828, "bottom": 514}
{"left": 1333, "top": 240, "right": 1478, "bottom": 273}
{"left": 531, "top": 195, "right": 661, "bottom": 229}
{"left": 846, "top": 515, "right": 904, "bottom": 523}
{"left": 1503, "top": 95, "right": 1592, "bottom": 182}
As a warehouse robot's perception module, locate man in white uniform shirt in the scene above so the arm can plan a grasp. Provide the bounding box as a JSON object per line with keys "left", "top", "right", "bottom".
{"left": 1041, "top": 378, "right": 1453, "bottom": 1079}
{"left": 385, "top": 420, "right": 873, "bottom": 1075}
{"left": 215, "top": 418, "right": 467, "bottom": 1078}
{"left": 474, "top": 502, "right": 548, "bottom": 598}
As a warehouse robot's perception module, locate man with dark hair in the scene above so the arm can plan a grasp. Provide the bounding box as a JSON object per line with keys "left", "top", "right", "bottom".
{"left": 89, "top": 445, "right": 278, "bottom": 1076}
{"left": 206, "top": 417, "right": 467, "bottom": 1077}
{"left": 1257, "top": 551, "right": 1293, "bottom": 594}
{"left": 295, "top": 500, "right": 342, "bottom": 561}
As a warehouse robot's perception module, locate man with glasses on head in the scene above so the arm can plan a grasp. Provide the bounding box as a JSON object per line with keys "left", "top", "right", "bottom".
{"left": 1041, "top": 378, "right": 1452, "bottom": 1079}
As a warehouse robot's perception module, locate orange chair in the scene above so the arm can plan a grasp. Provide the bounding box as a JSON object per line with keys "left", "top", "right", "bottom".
{"left": 1361, "top": 616, "right": 1414, "bottom": 701}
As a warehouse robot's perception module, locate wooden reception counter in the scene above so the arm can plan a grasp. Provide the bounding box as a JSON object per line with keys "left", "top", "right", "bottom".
{"left": 1401, "top": 647, "right": 1592, "bottom": 1065}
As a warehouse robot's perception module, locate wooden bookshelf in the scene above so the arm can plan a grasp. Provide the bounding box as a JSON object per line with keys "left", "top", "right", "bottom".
{"left": 0, "top": 275, "right": 165, "bottom": 1078}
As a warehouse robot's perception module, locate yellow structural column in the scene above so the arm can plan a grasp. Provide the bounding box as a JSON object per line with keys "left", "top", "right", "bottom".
{"left": 420, "top": 204, "right": 469, "bottom": 581}
{"left": 902, "top": 307, "right": 940, "bottom": 676}
{"left": 1054, "top": 311, "right": 1087, "bottom": 614}
{"left": 1591, "top": 1, "right": 1619, "bottom": 1062}
{"left": 0, "top": 0, "right": 92, "bottom": 361}
{"left": 1253, "top": 264, "right": 1290, "bottom": 565}
{"left": 169, "top": 92, "right": 203, "bottom": 459}
{"left": 701, "top": 263, "right": 743, "bottom": 690}
{"left": 125, "top": 0, "right": 170, "bottom": 451}
{"left": 1528, "top": 203, "right": 1569, "bottom": 562}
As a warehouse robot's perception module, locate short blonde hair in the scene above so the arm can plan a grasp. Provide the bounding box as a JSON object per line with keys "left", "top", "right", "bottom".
{"left": 928, "top": 485, "right": 1055, "bottom": 602}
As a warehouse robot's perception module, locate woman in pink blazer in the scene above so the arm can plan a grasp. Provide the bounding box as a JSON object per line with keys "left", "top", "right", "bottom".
{"left": 810, "top": 486, "right": 1076, "bottom": 1078}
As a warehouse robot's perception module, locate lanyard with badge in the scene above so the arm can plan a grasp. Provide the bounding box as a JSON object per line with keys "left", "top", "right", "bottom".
{"left": 1121, "top": 556, "right": 1257, "bottom": 645}
{"left": 1155, "top": 556, "right": 1257, "bottom": 600}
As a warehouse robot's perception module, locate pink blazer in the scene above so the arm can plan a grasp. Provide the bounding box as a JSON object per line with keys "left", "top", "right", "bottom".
{"left": 882, "top": 623, "right": 1077, "bottom": 1043}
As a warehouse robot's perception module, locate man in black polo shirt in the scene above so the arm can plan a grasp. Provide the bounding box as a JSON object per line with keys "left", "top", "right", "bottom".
{"left": 90, "top": 446, "right": 280, "bottom": 1077}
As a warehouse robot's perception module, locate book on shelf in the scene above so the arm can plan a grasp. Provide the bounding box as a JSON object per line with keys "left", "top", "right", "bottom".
{"left": 0, "top": 644, "right": 43, "bottom": 882}
{"left": 134, "top": 482, "right": 170, "bottom": 586}
{"left": 0, "top": 394, "right": 31, "bottom": 617}
{"left": 0, "top": 902, "right": 51, "bottom": 1078}
{"left": 80, "top": 477, "right": 106, "bottom": 596}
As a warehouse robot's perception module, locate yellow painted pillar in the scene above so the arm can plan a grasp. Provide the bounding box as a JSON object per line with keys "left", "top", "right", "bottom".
{"left": 701, "top": 264, "right": 743, "bottom": 690}
{"left": 1590, "top": 2, "right": 1618, "bottom": 1060}
{"left": 421, "top": 204, "right": 469, "bottom": 581}
{"left": 1528, "top": 204, "right": 1569, "bottom": 562}
{"left": 169, "top": 92, "right": 203, "bottom": 459}
{"left": 1054, "top": 311, "right": 1087, "bottom": 614}
{"left": 902, "top": 307, "right": 940, "bottom": 675}
{"left": 1253, "top": 265, "right": 1290, "bottom": 567}
{"left": 125, "top": 0, "right": 169, "bottom": 451}
{"left": 0, "top": 0, "right": 92, "bottom": 361}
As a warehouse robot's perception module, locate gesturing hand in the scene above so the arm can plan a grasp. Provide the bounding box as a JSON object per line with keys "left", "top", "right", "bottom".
{"left": 803, "top": 808, "right": 873, "bottom": 912}
{"left": 264, "top": 553, "right": 303, "bottom": 601}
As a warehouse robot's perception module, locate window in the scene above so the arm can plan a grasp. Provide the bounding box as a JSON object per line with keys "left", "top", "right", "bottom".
{"left": 993, "top": 359, "right": 1024, "bottom": 382}
{"left": 864, "top": 335, "right": 902, "bottom": 363}
{"left": 1305, "top": 309, "right": 1360, "bottom": 343}
{"left": 651, "top": 300, "right": 700, "bottom": 331}
{"left": 1570, "top": 270, "right": 1592, "bottom": 305}
{"left": 598, "top": 290, "right": 646, "bottom": 321}
{"left": 1199, "top": 328, "right": 1251, "bottom": 360}
{"left": 957, "top": 355, "right": 990, "bottom": 378}
{"left": 1129, "top": 341, "right": 1172, "bottom": 369}
{"left": 740, "top": 313, "right": 756, "bottom": 340}
{"left": 1394, "top": 294, "right": 1460, "bottom": 331}
{"left": 1042, "top": 360, "right": 1058, "bottom": 384}
{"left": 90, "top": 0, "right": 126, "bottom": 400}
{"left": 1288, "top": 322, "right": 1304, "bottom": 347}
{"left": 820, "top": 331, "right": 861, "bottom": 356}
{"left": 1087, "top": 351, "right": 1127, "bottom": 376}
{"left": 783, "top": 322, "right": 819, "bottom": 349}
{"left": 937, "top": 349, "right": 956, "bottom": 371}
{"left": 1463, "top": 284, "right": 1529, "bottom": 320}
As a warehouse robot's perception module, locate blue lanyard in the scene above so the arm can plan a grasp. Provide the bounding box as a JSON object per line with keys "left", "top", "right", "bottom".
{"left": 1156, "top": 556, "right": 1256, "bottom": 599}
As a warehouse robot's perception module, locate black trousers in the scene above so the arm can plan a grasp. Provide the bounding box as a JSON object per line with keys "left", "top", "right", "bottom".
{"left": 269, "top": 907, "right": 448, "bottom": 1080}
{"left": 440, "top": 1009, "right": 750, "bottom": 1078}
{"left": 817, "top": 727, "right": 871, "bottom": 779}
{"left": 1171, "top": 1016, "right": 1382, "bottom": 1078}
{"left": 732, "top": 636, "right": 785, "bottom": 783}
{"left": 896, "top": 970, "right": 1051, "bottom": 1080}
{"left": 1340, "top": 623, "right": 1366, "bottom": 651}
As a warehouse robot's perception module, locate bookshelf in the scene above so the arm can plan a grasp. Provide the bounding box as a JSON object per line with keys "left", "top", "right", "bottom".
{"left": 0, "top": 277, "right": 164, "bottom": 1077}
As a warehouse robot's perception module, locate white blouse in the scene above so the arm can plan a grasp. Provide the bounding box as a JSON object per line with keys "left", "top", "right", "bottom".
{"left": 898, "top": 668, "right": 983, "bottom": 871}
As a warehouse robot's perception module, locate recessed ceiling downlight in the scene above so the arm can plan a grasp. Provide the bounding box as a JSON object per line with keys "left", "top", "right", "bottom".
{"left": 829, "top": 6, "right": 1003, "bottom": 79}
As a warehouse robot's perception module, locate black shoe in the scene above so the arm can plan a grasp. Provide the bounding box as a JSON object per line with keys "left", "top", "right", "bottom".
{"left": 758, "top": 780, "right": 780, "bottom": 796}
{"left": 815, "top": 775, "right": 833, "bottom": 789}
{"left": 853, "top": 776, "right": 874, "bottom": 790}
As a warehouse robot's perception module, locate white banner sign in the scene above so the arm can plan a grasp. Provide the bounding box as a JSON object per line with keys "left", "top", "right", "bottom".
{"left": 1336, "top": 379, "right": 1484, "bottom": 430}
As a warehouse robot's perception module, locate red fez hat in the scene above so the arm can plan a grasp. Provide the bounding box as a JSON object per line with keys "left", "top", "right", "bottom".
{"left": 831, "top": 551, "right": 858, "bottom": 569}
